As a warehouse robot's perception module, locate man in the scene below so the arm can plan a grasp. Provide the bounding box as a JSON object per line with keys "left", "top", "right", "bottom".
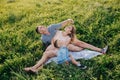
{"left": 36, "top": 19, "right": 108, "bottom": 53}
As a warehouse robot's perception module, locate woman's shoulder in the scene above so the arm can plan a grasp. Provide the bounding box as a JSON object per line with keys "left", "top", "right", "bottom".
{"left": 56, "top": 30, "right": 62, "bottom": 34}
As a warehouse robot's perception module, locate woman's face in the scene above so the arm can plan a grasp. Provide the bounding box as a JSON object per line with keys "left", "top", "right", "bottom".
{"left": 64, "top": 26, "right": 72, "bottom": 33}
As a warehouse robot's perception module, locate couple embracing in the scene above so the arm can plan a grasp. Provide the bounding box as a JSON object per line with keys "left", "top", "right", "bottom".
{"left": 24, "top": 19, "right": 108, "bottom": 73}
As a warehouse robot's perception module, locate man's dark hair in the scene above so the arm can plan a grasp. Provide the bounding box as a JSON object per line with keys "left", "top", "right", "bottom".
{"left": 36, "top": 27, "right": 39, "bottom": 33}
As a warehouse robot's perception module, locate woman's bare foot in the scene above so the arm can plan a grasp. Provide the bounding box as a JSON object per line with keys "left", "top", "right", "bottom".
{"left": 24, "top": 67, "right": 31, "bottom": 72}
{"left": 24, "top": 67, "right": 38, "bottom": 73}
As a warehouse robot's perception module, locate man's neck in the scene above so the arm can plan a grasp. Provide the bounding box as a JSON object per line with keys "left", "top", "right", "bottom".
{"left": 44, "top": 30, "right": 50, "bottom": 35}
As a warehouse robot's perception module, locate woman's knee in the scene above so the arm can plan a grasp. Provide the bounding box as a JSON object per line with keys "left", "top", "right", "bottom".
{"left": 44, "top": 50, "right": 57, "bottom": 58}
{"left": 43, "top": 52, "right": 49, "bottom": 58}
{"left": 76, "top": 47, "right": 83, "bottom": 51}
{"left": 48, "top": 50, "right": 57, "bottom": 57}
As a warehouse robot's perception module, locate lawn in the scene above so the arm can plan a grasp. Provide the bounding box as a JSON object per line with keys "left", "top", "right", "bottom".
{"left": 0, "top": 0, "right": 120, "bottom": 80}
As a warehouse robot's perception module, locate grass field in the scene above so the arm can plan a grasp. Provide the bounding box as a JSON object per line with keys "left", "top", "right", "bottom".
{"left": 0, "top": 0, "right": 120, "bottom": 80}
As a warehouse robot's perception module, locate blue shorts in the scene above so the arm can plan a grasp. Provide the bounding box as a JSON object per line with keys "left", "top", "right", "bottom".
{"left": 57, "top": 47, "right": 70, "bottom": 64}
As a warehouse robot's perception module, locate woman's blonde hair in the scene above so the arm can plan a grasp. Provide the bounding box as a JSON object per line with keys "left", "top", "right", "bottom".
{"left": 68, "top": 25, "right": 76, "bottom": 42}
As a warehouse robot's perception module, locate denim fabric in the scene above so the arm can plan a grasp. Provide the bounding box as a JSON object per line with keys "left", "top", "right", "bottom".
{"left": 57, "top": 47, "right": 70, "bottom": 64}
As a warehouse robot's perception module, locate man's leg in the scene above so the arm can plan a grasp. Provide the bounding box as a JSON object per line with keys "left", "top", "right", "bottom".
{"left": 69, "top": 54, "right": 87, "bottom": 69}
{"left": 69, "top": 54, "right": 79, "bottom": 65}
{"left": 73, "top": 39, "right": 102, "bottom": 52}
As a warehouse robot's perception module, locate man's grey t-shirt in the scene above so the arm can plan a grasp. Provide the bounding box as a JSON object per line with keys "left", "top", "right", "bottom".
{"left": 41, "top": 23, "right": 62, "bottom": 44}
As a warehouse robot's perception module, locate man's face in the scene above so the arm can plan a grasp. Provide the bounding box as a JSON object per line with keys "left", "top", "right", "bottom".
{"left": 38, "top": 26, "right": 47, "bottom": 34}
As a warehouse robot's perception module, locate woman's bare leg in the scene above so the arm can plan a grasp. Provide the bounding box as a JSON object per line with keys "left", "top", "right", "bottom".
{"left": 67, "top": 44, "right": 83, "bottom": 52}
{"left": 73, "top": 39, "right": 102, "bottom": 52}
{"left": 24, "top": 49, "right": 57, "bottom": 72}
{"left": 33, "top": 50, "right": 57, "bottom": 69}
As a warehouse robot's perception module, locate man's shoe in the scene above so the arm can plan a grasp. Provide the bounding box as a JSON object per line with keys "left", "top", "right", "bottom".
{"left": 78, "top": 65, "right": 87, "bottom": 69}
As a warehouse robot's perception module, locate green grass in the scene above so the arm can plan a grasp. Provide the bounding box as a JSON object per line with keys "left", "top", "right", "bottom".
{"left": 0, "top": 0, "right": 120, "bottom": 80}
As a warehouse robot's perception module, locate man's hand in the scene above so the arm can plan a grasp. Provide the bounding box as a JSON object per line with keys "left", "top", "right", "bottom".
{"left": 61, "top": 19, "right": 74, "bottom": 27}
{"left": 67, "top": 19, "right": 74, "bottom": 24}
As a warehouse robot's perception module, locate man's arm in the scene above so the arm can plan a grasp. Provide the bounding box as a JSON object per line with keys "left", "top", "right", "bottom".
{"left": 50, "top": 19, "right": 74, "bottom": 30}
{"left": 60, "top": 19, "right": 74, "bottom": 28}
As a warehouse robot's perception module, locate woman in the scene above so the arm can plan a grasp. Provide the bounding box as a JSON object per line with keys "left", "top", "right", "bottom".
{"left": 52, "top": 25, "right": 86, "bottom": 67}
{"left": 24, "top": 25, "right": 86, "bottom": 73}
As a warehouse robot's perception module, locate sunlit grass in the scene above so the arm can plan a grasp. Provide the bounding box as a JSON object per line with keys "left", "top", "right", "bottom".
{"left": 0, "top": 0, "right": 120, "bottom": 80}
